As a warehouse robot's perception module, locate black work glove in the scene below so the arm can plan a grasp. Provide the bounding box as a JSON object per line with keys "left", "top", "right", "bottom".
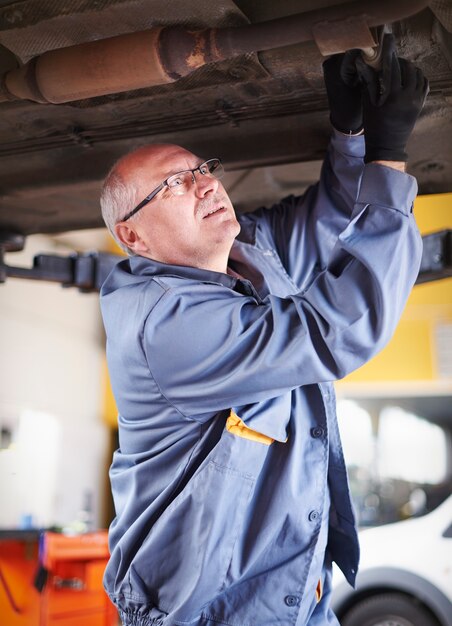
{"left": 356, "top": 35, "right": 429, "bottom": 163}
{"left": 323, "top": 50, "right": 363, "bottom": 135}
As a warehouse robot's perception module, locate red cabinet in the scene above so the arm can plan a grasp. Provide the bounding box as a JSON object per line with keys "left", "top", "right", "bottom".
{"left": 0, "top": 531, "right": 117, "bottom": 626}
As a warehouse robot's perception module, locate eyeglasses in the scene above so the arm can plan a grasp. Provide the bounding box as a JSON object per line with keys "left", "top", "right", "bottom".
{"left": 120, "top": 158, "right": 224, "bottom": 222}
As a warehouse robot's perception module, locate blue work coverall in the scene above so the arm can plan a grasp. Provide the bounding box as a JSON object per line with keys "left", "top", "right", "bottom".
{"left": 100, "top": 131, "right": 422, "bottom": 626}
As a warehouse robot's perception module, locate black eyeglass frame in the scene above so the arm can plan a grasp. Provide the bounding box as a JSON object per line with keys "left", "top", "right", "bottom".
{"left": 119, "top": 158, "right": 223, "bottom": 223}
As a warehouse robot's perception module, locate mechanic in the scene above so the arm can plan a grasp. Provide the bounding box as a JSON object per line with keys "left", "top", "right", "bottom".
{"left": 99, "top": 37, "right": 428, "bottom": 626}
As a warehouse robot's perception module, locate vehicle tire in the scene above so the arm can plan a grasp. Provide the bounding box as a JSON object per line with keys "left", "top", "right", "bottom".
{"left": 341, "top": 592, "right": 439, "bottom": 626}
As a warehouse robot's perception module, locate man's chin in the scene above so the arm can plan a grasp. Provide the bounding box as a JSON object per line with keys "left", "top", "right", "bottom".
{"left": 228, "top": 217, "right": 241, "bottom": 240}
{"left": 213, "top": 219, "right": 240, "bottom": 251}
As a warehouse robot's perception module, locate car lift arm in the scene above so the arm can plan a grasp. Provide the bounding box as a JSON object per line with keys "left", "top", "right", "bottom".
{"left": 0, "top": 230, "right": 451, "bottom": 292}
{"left": 0, "top": 232, "right": 121, "bottom": 292}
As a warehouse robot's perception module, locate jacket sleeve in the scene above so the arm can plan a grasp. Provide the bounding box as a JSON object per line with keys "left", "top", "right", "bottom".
{"left": 143, "top": 164, "right": 422, "bottom": 421}
{"left": 242, "top": 130, "right": 366, "bottom": 289}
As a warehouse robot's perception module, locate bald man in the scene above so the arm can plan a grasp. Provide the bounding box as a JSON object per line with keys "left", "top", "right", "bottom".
{"left": 100, "top": 47, "right": 427, "bottom": 626}
{"left": 104, "top": 145, "right": 240, "bottom": 271}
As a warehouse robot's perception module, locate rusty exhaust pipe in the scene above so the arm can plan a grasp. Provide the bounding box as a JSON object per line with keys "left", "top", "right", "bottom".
{"left": 0, "top": 0, "right": 429, "bottom": 104}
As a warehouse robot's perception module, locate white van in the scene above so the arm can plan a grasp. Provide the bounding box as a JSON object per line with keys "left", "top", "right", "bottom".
{"left": 332, "top": 495, "right": 452, "bottom": 626}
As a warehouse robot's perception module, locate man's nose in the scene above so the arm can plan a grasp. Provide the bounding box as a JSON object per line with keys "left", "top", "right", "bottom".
{"left": 194, "top": 171, "right": 219, "bottom": 197}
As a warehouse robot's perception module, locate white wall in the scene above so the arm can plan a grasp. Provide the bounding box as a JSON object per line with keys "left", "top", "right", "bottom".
{"left": 0, "top": 233, "right": 110, "bottom": 530}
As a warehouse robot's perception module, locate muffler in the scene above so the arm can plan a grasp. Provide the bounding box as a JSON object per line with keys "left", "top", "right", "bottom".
{"left": 0, "top": 0, "right": 429, "bottom": 104}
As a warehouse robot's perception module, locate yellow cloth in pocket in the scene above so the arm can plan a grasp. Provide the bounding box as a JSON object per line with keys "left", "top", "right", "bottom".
{"left": 316, "top": 578, "right": 322, "bottom": 603}
{"left": 226, "top": 411, "right": 275, "bottom": 446}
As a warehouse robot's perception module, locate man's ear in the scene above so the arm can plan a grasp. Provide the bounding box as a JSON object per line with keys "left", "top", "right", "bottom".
{"left": 114, "top": 221, "right": 148, "bottom": 254}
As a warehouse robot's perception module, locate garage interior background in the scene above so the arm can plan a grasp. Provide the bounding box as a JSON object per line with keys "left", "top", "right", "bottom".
{"left": 0, "top": 0, "right": 451, "bottom": 531}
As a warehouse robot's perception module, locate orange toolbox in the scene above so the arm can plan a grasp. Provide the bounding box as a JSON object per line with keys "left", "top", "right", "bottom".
{"left": 0, "top": 530, "right": 118, "bottom": 625}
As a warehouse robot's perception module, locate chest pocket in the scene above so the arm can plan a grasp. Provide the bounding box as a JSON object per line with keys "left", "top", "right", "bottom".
{"left": 129, "top": 411, "right": 273, "bottom": 624}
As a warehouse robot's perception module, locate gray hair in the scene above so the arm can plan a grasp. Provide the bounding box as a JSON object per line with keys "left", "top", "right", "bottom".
{"left": 100, "top": 166, "right": 138, "bottom": 255}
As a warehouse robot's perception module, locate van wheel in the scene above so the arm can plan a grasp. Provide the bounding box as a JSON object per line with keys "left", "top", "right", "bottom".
{"left": 341, "top": 592, "right": 439, "bottom": 626}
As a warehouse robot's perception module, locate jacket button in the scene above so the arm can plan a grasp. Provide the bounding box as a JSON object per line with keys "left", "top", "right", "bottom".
{"left": 311, "top": 426, "right": 324, "bottom": 438}
{"left": 308, "top": 510, "right": 320, "bottom": 522}
{"left": 284, "top": 595, "right": 300, "bottom": 607}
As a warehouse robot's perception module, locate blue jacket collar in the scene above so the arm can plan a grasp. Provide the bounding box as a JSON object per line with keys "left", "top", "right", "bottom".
{"left": 129, "top": 255, "right": 237, "bottom": 289}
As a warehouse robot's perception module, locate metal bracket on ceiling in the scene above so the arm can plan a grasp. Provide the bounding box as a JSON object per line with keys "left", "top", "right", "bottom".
{"left": 312, "top": 15, "right": 377, "bottom": 57}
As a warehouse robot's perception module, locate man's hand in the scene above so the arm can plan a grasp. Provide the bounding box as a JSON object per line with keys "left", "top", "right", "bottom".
{"left": 323, "top": 50, "right": 363, "bottom": 135}
{"left": 356, "top": 34, "right": 429, "bottom": 164}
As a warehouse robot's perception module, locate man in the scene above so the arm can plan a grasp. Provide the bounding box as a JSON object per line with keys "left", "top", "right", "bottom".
{"left": 100, "top": 39, "right": 427, "bottom": 626}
